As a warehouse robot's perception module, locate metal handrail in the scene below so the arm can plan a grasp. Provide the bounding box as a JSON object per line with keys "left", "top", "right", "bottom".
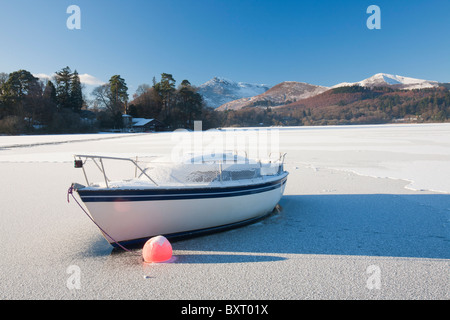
{"left": 268, "top": 152, "right": 287, "bottom": 163}
{"left": 74, "top": 153, "right": 286, "bottom": 188}
{"left": 74, "top": 154, "right": 158, "bottom": 187}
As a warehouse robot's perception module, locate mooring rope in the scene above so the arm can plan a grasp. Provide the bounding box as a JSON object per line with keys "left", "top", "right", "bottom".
{"left": 67, "top": 184, "right": 131, "bottom": 252}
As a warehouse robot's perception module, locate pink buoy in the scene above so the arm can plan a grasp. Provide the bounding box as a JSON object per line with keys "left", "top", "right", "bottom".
{"left": 142, "top": 235, "right": 173, "bottom": 263}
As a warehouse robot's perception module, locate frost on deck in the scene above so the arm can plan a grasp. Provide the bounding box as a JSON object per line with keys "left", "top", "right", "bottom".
{"left": 79, "top": 152, "right": 285, "bottom": 190}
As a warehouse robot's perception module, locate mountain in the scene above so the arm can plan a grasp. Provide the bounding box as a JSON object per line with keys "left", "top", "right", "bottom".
{"left": 211, "top": 73, "right": 443, "bottom": 113}
{"left": 197, "top": 77, "right": 271, "bottom": 108}
{"left": 333, "top": 73, "right": 439, "bottom": 90}
{"left": 217, "top": 81, "right": 329, "bottom": 111}
{"left": 220, "top": 85, "right": 450, "bottom": 127}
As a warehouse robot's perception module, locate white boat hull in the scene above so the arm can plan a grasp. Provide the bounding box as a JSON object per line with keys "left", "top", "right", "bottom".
{"left": 76, "top": 174, "right": 288, "bottom": 246}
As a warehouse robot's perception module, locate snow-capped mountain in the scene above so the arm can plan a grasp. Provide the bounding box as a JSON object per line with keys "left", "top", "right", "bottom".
{"left": 333, "top": 73, "right": 439, "bottom": 90}
{"left": 203, "top": 73, "right": 441, "bottom": 112}
{"left": 217, "top": 81, "right": 329, "bottom": 111}
{"left": 197, "top": 77, "right": 271, "bottom": 108}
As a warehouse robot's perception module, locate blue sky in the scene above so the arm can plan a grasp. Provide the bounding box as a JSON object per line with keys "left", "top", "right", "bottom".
{"left": 0, "top": 0, "right": 449, "bottom": 97}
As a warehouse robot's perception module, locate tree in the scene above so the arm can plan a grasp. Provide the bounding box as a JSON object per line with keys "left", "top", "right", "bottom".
{"left": 153, "top": 73, "right": 176, "bottom": 122}
{"left": 2, "top": 70, "right": 39, "bottom": 103}
{"left": 92, "top": 74, "right": 128, "bottom": 115}
{"left": 91, "top": 75, "right": 129, "bottom": 129}
{"left": 129, "top": 86, "right": 162, "bottom": 119}
{"left": 177, "top": 80, "right": 203, "bottom": 128}
{"left": 22, "top": 80, "right": 46, "bottom": 129}
{"left": 0, "top": 73, "right": 6, "bottom": 119}
{"left": 53, "top": 67, "right": 85, "bottom": 112}
{"left": 109, "top": 75, "right": 128, "bottom": 114}
{"left": 54, "top": 66, "right": 72, "bottom": 110}
{"left": 134, "top": 84, "right": 151, "bottom": 99}
{"left": 0, "top": 72, "right": 8, "bottom": 97}
{"left": 43, "top": 80, "right": 57, "bottom": 103}
{"left": 1, "top": 70, "right": 40, "bottom": 119}
{"left": 70, "top": 70, "right": 83, "bottom": 112}
{"left": 92, "top": 83, "right": 115, "bottom": 118}
{"left": 41, "top": 80, "right": 58, "bottom": 125}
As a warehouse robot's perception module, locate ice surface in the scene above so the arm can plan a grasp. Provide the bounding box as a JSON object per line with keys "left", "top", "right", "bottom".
{"left": 0, "top": 124, "right": 449, "bottom": 193}
{"left": 0, "top": 123, "right": 449, "bottom": 299}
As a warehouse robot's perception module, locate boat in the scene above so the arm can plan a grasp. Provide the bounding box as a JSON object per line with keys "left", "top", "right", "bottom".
{"left": 69, "top": 152, "right": 288, "bottom": 248}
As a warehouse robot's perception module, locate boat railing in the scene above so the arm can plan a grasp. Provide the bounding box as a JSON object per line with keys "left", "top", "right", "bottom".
{"left": 183, "top": 150, "right": 286, "bottom": 165}
{"left": 73, "top": 154, "right": 159, "bottom": 187}
{"left": 181, "top": 150, "right": 286, "bottom": 177}
{"left": 73, "top": 152, "right": 286, "bottom": 188}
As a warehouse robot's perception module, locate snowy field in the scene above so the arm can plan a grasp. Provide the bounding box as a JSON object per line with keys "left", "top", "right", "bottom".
{"left": 0, "top": 123, "right": 449, "bottom": 299}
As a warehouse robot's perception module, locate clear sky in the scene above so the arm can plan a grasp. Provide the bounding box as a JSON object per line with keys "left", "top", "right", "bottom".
{"left": 0, "top": 0, "right": 449, "bottom": 96}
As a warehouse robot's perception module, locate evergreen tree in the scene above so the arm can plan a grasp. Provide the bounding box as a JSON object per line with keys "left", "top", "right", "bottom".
{"left": 177, "top": 80, "right": 203, "bottom": 128}
{"left": 2, "top": 70, "right": 39, "bottom": 102}
{"left": 41, "top": 80, "right": 57, "bottom": 125}
{"left": 109, "top": 75, "right": 128, "bottom": 113}
{"left": 43, "top": 80, "right": 57, "bottom": 103}
{"left": 54, "top": 66, "right": 72, "bottom": 110}
{"left": 0, "top": 72, "right": 8, "bottom": 99}
{"left": 70, "top": 70, "right": 83, "bottom": 112}
{"left": 153, "top": 73, "right": 176, "bottom": 122}
{"left": 1, "top": 70, "right": 40, "bottom": 117}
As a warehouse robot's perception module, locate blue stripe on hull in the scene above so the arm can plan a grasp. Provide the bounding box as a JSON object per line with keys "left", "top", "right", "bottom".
{"left": 77, "top": 175, "right": 288, "bottom": 202}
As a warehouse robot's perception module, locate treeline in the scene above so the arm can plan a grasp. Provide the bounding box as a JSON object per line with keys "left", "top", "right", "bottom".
{"left": 0, "top": 68, "right": 220, "bottom": 134}
{"left": 219, "top": 86, "right": 450, "bottom": 127}
{"left": 0, "top": 67, "right": 88, "bottom": 134}
{"left": 2, "top": 71, "right": 449, "bottom": 134}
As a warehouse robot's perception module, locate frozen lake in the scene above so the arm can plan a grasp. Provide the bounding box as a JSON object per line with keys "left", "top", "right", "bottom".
{"left": 0, "top": 123, "right": 448, "bottom": 299}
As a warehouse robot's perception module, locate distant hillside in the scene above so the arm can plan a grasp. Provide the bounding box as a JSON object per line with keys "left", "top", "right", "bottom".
{"left": 219, "top": 86, "right": 450, "bottom": 127}
{"left": 278, "top": 86, "right": 450, "bottom": 125}
{"left": 439, "top": 83, "right": 450, "bottom": 90}
{"left": 217, "top": 81, "right": 329, "bottom": 111}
